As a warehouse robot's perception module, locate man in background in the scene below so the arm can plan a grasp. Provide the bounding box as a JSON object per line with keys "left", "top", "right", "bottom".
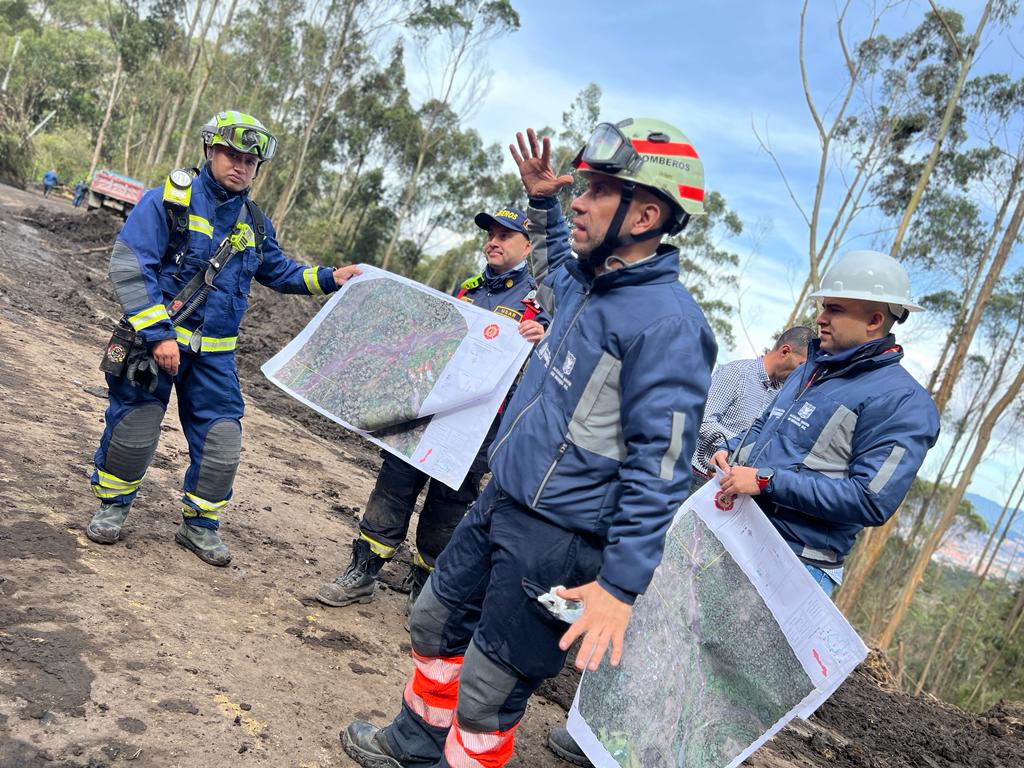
{"left": 690, "top": 326, "right": 814, "bottom": 491}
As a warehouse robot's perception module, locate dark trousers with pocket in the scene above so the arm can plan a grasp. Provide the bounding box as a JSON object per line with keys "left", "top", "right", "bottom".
{"left": 358, "top": 417, "right": 498, "bottom": 567}
{"left": 379, "top": 482, "right": 603, "bottom": 767}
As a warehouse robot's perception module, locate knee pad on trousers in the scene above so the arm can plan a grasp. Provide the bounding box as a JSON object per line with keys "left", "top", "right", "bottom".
{"left": 454, "top": 640, "right": 518, "bottom": 733}
{"left": 195, "top": 419, "right": 242, "bottom": 503}
{"left": 409, "top": 575, "right": 450, "bottom": 658}
{"left": 105, "top": 403, "right": 164, "bottom": 481}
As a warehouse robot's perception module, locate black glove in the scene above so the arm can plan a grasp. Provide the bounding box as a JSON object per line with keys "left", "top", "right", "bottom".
{"left": 125, "top": 341, "right": 160, "bottom": 393}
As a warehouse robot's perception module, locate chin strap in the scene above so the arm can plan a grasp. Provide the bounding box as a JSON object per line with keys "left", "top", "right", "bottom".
{"left": 582, "top": 181, "right": 673, "bottom": 267}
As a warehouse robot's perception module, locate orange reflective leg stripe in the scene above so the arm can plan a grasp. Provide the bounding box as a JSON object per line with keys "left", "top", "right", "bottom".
{"left": 443, "top": 716, "right": 518, "bottom": 768}
{"left": 403, "top": 651, "right": 464, "bottom": 729}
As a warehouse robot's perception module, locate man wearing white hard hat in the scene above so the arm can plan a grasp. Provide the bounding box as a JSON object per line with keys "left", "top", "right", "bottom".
{"left": 712, "top": 250, "right": 940, "bottom": 596}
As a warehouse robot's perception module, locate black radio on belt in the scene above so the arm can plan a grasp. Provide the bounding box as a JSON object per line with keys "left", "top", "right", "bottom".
{"left": 99, "top": 320, "right": 137, "bottom": 377}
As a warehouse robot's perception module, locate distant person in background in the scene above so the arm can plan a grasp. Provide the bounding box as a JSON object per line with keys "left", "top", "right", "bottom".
{"left": 72, "top": 180, "right": 88, "bottom": 207}
{"left": 42, "top": 169, "right": 58, "bottom": 198}
{"left": 690, "top": 326, "right": 814, "bottom": 492}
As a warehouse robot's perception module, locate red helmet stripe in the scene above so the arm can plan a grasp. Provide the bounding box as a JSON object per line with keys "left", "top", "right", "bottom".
{"left": 632, "top": 139, "right": 699, "bottom": 158}
{"left": 679, "top": 184, "right": 705, "bottom": 202}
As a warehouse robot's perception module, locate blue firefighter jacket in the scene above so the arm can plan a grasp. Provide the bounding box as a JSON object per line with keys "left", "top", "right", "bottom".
{"left": 488, "top": 195, "right": 717, "bottom": 604}
{"left": 453, "top": 262, "right": 549, "bottom": 327}
{"left": 726, "top": 337, "right": 940, "bottom": 567}
{"left": 108, "top": 164, "right": 339, "bottom": 350}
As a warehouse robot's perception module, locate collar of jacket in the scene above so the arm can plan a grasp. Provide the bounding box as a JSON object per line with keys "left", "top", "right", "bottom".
{"left": 198, "top": 162, "right": 248, "bottom": 205}
{"left": 566, "top": 243, "right": 680, "bottom": 292}
{"left": 482, "top": 262, "right": 529, "bottom": 289}
{"left": 807, "top": 334, "right": 902, "bottom": 384}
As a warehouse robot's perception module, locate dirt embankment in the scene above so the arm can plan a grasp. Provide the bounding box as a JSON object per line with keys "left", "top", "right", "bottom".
{"left": 0, "top": 184, "right": 1022, "bottom": 768}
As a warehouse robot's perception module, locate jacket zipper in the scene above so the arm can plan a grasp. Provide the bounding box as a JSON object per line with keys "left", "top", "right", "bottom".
{"left": 532, "top": 442, "right": 568, "bottom": 507}
{"left": 488, "top": 289, "right": 592, "bottom": 460}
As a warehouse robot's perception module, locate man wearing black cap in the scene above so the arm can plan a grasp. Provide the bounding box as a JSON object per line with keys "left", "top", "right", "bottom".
{"left": 316, "top": 206, "right": 548, "bottom": 612}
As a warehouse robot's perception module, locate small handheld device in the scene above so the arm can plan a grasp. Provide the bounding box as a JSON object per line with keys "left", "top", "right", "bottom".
{"left": 537, "top": 585, "right": 583, "bottom": 624}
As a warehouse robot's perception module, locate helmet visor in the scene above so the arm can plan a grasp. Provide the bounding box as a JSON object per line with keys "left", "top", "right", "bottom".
{"left": 215, "top": 124, "right": 277, "bottom": 160}
{"left": 574, "top": 123, "right": 643, "bottom": 174}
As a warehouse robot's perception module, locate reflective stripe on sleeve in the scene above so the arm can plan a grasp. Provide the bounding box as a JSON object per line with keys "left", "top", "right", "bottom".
{"left": 128, "top": 304, "right": 171, "bottom": 331}
{"left": 303, "top": 267, "right": 325, "bottom": 295}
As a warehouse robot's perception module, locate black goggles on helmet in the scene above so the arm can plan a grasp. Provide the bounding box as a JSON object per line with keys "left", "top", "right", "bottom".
{"left": 216, "top": 124, "right": 278, "bottom": 161}
{"left": 572, "top": 123, "right": 644, "bottom": 175}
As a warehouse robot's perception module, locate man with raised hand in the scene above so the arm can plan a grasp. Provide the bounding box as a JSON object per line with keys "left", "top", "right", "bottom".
{"left": 340, "top": 120, "right": 715, "bottom": 768}
{"left": 714, "top": 250, "right": 940, "bottom": 597}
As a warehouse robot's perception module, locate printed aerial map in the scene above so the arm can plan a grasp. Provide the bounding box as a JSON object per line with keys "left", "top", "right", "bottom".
{"left": 271, "top": 277, "right": 467, "bottom": 432}
{"left": 577, "top": 510, "right": 815, "bottom": 768}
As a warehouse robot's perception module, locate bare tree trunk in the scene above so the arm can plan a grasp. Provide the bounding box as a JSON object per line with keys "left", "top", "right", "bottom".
{"left": 835, "top": 520, "right": 894, "bottom": 614}
{"left": 172, "top": 0, "right": 239, "bottom": 169}
{"left": 877, "top": 361, "right": 1024, "bottom": 651}
{"left": 932, "top": 180, "right": 1024, "bottom": 412}
{"left": 123, "top": 95, "right": 137, "bottom": 175}
{"left": 152, "top": 0, "right": 214, "bottom": 168}
{"left": 271, "top": 0, "right": 358, "bottom": 233}
{"left": 88, "top": 53, "right": 123, "bottom": 179}
{"left": 889, "top": 0, "right": 993, "bottom": 256}
{"left": 965, "top": 588, "right": 1024, "bottom": 707}
{"left": 920, "top": 468, "right": 1024, "bottom": 695}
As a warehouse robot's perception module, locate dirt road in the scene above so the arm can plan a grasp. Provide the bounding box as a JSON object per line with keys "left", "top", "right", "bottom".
{"left": 0, "top": 183, "right": 1021, "bottom": 767}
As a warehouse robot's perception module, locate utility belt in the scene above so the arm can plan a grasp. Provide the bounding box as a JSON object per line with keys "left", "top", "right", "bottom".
{"left": 99, "top": 198, "right": 258, "bottom": 383}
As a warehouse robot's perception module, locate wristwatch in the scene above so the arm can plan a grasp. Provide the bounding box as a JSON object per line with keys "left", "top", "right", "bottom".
{"left": 755, "top": 468, "right": 775, "bottom": 493}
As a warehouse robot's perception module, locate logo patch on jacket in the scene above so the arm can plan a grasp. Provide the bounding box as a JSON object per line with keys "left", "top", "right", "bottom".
{"left": 562, "top": 352, "right": 576, "bottom": 375}
{"left": 788, "top": 401, "right": 817, "bottom": 430}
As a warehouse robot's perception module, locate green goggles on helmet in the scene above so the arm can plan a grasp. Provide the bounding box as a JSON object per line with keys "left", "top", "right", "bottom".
{"left": 572, "top": 123, "right": 645, "bottom": 175}
{"left": 211, "top": 123, "right": 278, "bottom": 161}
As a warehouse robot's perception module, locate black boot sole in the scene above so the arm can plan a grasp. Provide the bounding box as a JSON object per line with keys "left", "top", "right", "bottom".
{"left": 85, "top": 527, "right": 121, "bottom": 545}
{"left": 341, "top": 728, "right": 402, "bottom": 768}
{"left": 174, "top": 531, "right": 232, "bottom": 567}
{"left": 548, "top": 734, "right": 594, "bottom": 766}
{"left": 314, "top": 591, "right": 375, "bottom": 608}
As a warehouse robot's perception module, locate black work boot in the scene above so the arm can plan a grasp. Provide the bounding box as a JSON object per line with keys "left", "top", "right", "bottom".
{"left": 548, "top": 727, "right": 593, "bottom": 766}
{"left": 316, "top": 538, "right": 387, "bottom": 607}
{"left": 174, "top": 522, "right": 232, "bottom": 567}
{"left": 86, "top": 502, "right": 132, "bottom": 544}
{"left": 341, "top": 720, "right": 402, "bottom": 768}
{"left": 403, "top": 563, "right": 431, "bottom": 617}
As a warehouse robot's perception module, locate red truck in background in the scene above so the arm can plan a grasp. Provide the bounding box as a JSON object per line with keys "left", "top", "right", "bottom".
{"left": 87, "top": 169, "right": 145, "bottom": 216}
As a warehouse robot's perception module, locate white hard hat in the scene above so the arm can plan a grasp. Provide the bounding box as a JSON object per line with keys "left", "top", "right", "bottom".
{"left": 808, "top": 249, "right": 923, "bottom": 323}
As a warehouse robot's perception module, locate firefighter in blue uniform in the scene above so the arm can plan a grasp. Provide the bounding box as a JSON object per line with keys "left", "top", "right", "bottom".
{"left": 316, "top": 206, "right": 549, "bottom": 612}
{"left": 86, "top": 110, "right": 362, "bottom": 566}
{"left": 340, "top": 121, "right": 715, "bottom": 768}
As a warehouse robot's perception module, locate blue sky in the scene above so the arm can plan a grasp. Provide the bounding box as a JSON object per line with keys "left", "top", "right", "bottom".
{"left": 410, "top": 0, "right": 1024, "bottom": 506}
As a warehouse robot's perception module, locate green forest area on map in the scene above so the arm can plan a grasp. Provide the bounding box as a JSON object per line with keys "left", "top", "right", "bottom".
{"left": 273, "top": 278, "right": 467, "bottom": 432}
{"left": 578, "top": 511, "right": 814, "bottom": 768}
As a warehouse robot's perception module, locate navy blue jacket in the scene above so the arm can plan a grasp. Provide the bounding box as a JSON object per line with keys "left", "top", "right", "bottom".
{"left": 108, "top": 165, "right": 338, "bottom": 349}
{"left": 488, "top": 196, "right": 716, "bottom": 603}
{"left": 453, "top": 262, "right": 549, "bottom": 327}
{"left": 727, "top": 336, "right": 940, "bottom": 567}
